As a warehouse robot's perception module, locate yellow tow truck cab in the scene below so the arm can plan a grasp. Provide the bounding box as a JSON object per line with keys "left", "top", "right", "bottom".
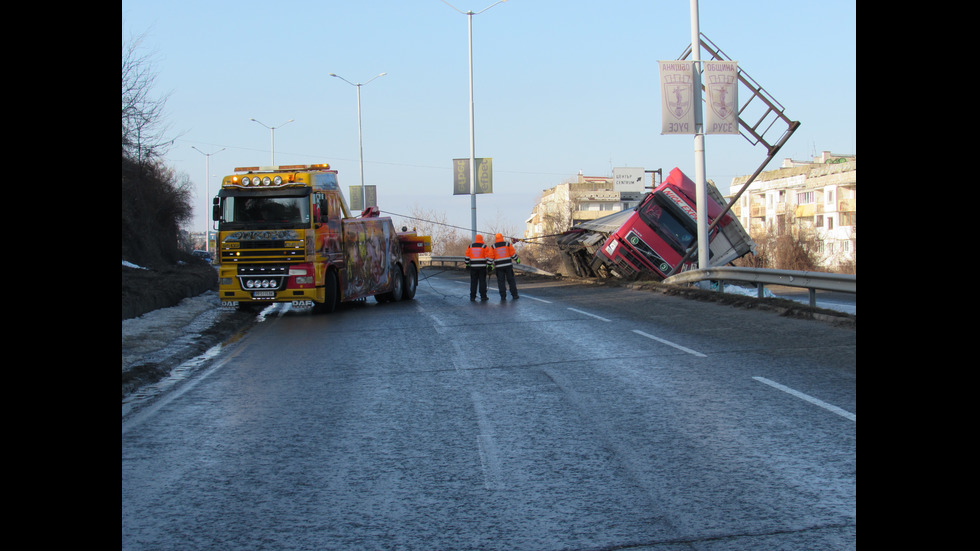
{"left": 212, "top": 163, "right": 430, "bottom": 313}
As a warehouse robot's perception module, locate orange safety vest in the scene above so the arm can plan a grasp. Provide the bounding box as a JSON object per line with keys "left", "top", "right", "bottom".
{"left": 490, "top": 241, "right": 514, "bottom": 268}
{"left": 489, "top": 233, "right": 515, "bottom": 268}
{"left": 465, "top": 237, "right": 489, "bottom": 268}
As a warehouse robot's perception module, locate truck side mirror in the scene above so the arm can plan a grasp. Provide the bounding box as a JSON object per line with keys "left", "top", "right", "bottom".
{"left": 212, "top": 197, "right": 220, "bottom": 221}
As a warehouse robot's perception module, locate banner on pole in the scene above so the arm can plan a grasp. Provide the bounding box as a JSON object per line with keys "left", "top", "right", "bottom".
{"left": 452, "top": 158, "right": 493, "bottom": 195}
{"left": 659, "top": 60, "right": 697, "bottom": 135}
{"left": 704, "top": 61, "right": 739, "bottom": 135}
{"left": 348, "top": 185, "right": 377, "bottom": 211}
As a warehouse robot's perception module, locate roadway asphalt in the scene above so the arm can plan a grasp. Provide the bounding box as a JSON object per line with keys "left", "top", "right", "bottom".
{"left": 121, "top": 270, "right": 854, "bottom": 405}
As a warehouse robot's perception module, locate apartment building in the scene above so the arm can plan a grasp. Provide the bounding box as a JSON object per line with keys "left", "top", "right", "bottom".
{"left": 726, "top": 151, "right": 856, "bottom": 270}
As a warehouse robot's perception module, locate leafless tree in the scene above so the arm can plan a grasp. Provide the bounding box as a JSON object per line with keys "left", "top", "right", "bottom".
{"left": 122, "top": 29, "right": 177, "bottom": 169}
{"left": 121, "top": 27, "right": 194, "bottom": 266}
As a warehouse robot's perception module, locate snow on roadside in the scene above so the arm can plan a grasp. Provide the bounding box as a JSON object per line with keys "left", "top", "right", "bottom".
{"left": 121, "top": 291, "right": 226, "bottom": 372}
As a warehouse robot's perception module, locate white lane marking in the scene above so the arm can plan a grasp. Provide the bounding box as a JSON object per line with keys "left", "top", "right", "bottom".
{"left": 451, "top": 340, "right": 467, "bottom": 373}
{"left": 631, "top": 330, "right": 707, "bottom": 357}
{"left": 567, "top": 307, "right": 610, "bottom": 322}
{"left": 753, "top": 376, "right": 856, "bottom": 422}
{"left": 521, "top": 294, "right": 550, "bottom": 303}
{"left": 472, "top": 392, "right": 503, "bottom": 490}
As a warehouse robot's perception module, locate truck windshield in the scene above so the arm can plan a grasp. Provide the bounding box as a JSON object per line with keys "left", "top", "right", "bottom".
{"left": 637, "top": 197, "right": 695, "bottom": 253}
{"left": 220, "top": 196, "right": 310, "bottom": 229}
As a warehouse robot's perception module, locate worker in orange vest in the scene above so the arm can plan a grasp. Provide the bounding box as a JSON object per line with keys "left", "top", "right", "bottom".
{"left": 464, "top": 234, "right": 490, "bottom": 301}
{"left": 488, "top": 233, "right": 520, "bottom": 300}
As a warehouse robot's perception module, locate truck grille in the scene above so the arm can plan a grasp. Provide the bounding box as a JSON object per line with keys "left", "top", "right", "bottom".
{"left": 220, "top": 240, "right": 305, "bottom": 263}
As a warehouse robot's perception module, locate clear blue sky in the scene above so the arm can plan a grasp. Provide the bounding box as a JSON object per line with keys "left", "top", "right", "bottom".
{"left": 122, "top": 0, "right": 856, "bottom": 239}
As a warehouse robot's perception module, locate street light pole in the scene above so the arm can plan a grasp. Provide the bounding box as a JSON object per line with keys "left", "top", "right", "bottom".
{"left": 442, "top": 0, "right": 508, "bottom": 241}
{"left": 689, "top": 0, "right": 709, "bottom": 274}
{"left": 250, "top": 118, "right": 294, "bottom": 166}
{"left": 192, "top": 145, "right": 224, "bottom": 253}
{"left": 330, "top": 72, "right": 386, "bottom": 211}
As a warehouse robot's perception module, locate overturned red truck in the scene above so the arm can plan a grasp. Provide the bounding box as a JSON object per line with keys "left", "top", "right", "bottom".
{"left": 556, "top": 167, "right": 754, "bottom": 280}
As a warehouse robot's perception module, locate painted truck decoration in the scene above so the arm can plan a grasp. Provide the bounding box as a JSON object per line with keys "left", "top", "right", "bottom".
{"left": 212, "top": 163, "right": 431, "bottom": 313}
{"left": 556, "top": 167, "right": 754, "bottom": 280}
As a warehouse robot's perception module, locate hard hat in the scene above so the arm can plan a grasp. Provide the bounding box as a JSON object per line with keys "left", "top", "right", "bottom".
{"left": 495, "top": 233, "right": 503, "bottom": 241}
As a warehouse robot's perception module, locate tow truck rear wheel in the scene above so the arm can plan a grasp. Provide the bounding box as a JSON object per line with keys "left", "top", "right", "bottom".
{"left": 391, "top": 266, "right": 404, "bottom": 301}
{"left": 402, "top": 263, "right": 417, "bottom": 300}
{"left": 375, "top": 264, "right": 404, "bottom": 303}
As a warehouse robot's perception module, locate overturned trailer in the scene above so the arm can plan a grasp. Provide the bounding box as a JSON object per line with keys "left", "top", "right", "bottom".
{"left": 556, "top": 167, "right": 755, "bottom": 280}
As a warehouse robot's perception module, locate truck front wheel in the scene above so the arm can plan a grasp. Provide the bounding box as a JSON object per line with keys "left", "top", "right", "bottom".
{"left": 313, "top": 269, "right": 339, "bottom": 313}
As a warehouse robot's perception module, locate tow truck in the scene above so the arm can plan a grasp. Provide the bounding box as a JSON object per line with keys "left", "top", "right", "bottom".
{"left": 212, "top": 163, "right": 430, "bottom": 313}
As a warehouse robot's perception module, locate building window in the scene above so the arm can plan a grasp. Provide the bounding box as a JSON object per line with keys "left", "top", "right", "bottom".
{"left": 798, "top": 191, "right": 814, "bottom": 204}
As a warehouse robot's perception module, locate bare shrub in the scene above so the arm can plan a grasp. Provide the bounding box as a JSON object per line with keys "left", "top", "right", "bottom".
{"left": 736, "top": 226, "right": 820, "bottom": 272}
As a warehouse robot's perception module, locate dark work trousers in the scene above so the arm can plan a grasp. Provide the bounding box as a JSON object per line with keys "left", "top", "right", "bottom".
{"left": 469, "top": 267, "right": 488, "bottom": 300}
{"left": 495, "top": 266, "right": 519, "bottom": 298}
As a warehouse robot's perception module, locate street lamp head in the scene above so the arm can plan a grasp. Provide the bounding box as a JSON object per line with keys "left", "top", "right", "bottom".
{"left": 331, "top": 73, "right": 386, "bottom": 87}
{"left": 442, "top": 0, "right": 508, "bottom": 15}
{"left": 330, "top": 73, "right": 356, "bottom": 87}
{"left": 192, "top": 145, "right": 225, "bottom": 156}
{"left": 251, "top": 118, "right": 294, "bottom": 129}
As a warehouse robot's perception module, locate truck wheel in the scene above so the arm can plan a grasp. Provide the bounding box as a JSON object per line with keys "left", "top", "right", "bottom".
{"left": 376, "top": 264, "right": 404, "bottom": 303}
{"left": 314, "top": 270, "right": 338, "bottom": 313}
{"left": 402, "top": 263, "right": 417, "bottom": 300}
{"left": 391, "top": 264, "right": 404, "bottom": 301}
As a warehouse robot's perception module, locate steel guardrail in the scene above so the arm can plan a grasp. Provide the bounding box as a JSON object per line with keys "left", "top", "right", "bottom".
{"left": 421, "top": 258, "right": 854, "bottom": 308}
{"left": 664, "top": 266, "right": 855, "bottom": 307}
